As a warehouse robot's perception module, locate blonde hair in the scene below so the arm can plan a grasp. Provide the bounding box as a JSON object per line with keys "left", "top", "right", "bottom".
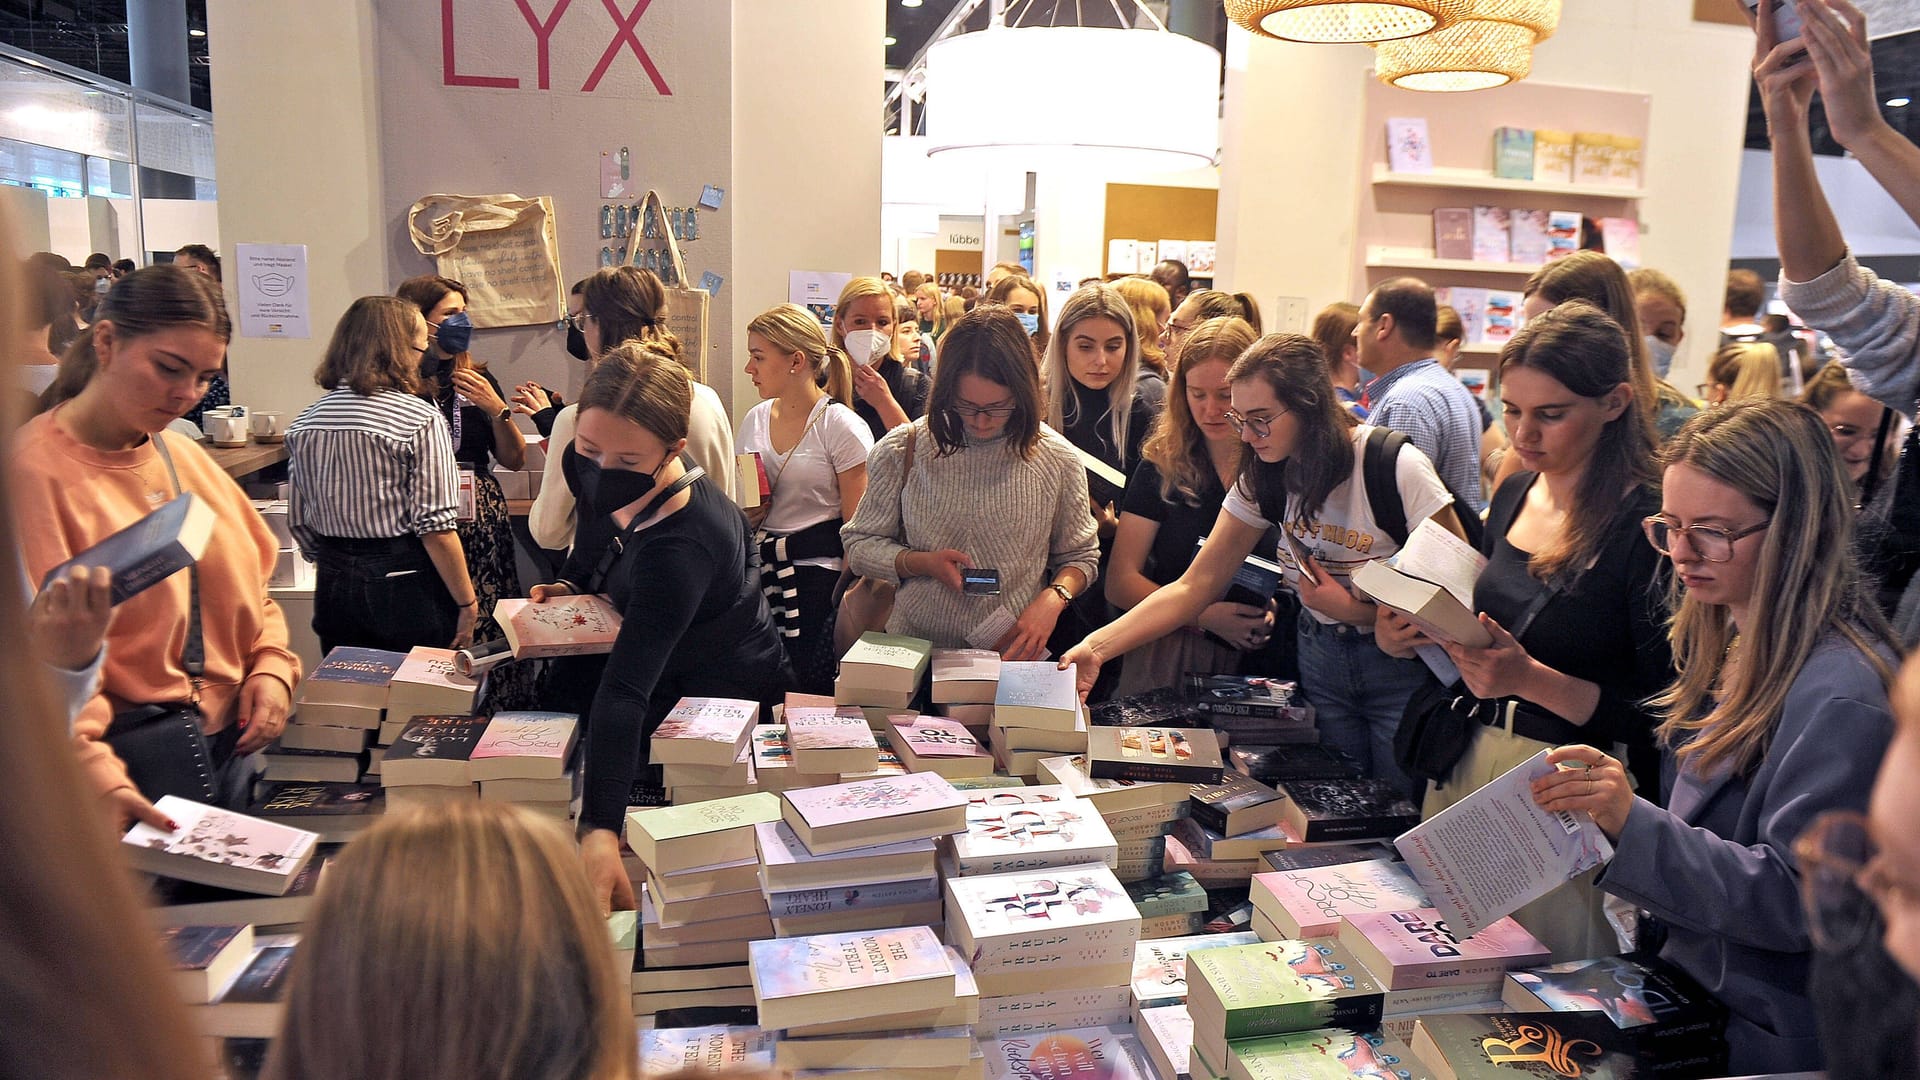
{"left": 1653, "top": 401, "right": 1896, "bottom": 778}
{"left": 1142, "top": 315, "right": 1255, "bottom": 505}
{"left": 264, "top": 802, "right": 636, "bottom": 1080}
{"left": 832, "top": 276, "right": 895, "bottom": 352}
{"left": 748, "top": 303, "right": 854, "bottom": 403}
{"left": 914, "top": 282, "right": 948, "bottom": 337}
{"left": 1113, "top": 276, "right": 1172, "bottom": 377}
{"left": 1708, "top": 342, "right": 1783, "bottom": 403}
{"left": 1047, "top": 284, "right": 1142, "bottom": 461}
{"left": 1628, "top": 267, "right": 1687, "bottom": 318}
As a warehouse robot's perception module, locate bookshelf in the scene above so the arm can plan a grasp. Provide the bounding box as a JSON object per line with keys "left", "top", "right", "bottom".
{"left": 1364, "top": 247, "right": 1544, "bottom": 277}
{"left": 1370, "top": 164, "right": 1646, "bottom": 201}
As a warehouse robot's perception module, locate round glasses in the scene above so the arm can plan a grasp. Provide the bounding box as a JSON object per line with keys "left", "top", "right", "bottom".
{"left": 1641, "top": 516, "right": 1769, "bottom": 563}
{"left": 1224, "top": 408, "right": 1284, "bottom": 439}
{"left": 1796, "top": 810, "right": 1919, "bottom": 952}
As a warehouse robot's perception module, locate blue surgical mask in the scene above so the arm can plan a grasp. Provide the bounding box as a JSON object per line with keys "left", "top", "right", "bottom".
{"left": 1644, "top": 335, "right": 1676, "bottom": 379}
{"left": 433, "top": 310, "right": 474, "bottom": 355}
{"left": 1015, "top": 312, "right": 1040, "bottom": 336}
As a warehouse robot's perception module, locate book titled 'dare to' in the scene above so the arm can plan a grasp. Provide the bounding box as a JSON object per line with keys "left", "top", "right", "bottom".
{"left": 1338, "top": 908, "right": 1549, "bottom": 992}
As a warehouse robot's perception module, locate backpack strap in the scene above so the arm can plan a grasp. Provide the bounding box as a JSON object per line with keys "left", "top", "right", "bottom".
{"left": 1362, "top": 426, "right": 1412, "bottom": 547}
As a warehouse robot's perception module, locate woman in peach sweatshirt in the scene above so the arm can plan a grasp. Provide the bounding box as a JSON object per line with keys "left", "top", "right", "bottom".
{"left": 17, "top": 266, "right": 301, "bottom": 828}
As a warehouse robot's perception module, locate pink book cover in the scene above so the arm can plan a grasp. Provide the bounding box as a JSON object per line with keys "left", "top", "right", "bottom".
{"left": 1483, "top": 291, "right": 1520, "bottom": 345}
{"left": 1252, "top": 860, "right": 1429, "bottom": 938}
{"left": 1470, "top": 207, "right": 1510, "bottom": 264}
{"left": 948, "top": 864, "right": 1139, "bottom": 949}
{"left": 754, "top": 820, "right": 937, "bottom": 870}
{"left": 471, "top": 711, "right": 578, "bottom": 763}
{"left": 784, "top": 771, "right": 965, "bottom": 830}
{"left": 1599, "top": 217, "right": 1642, "bottom": 269}
{"left": 892, "top": 716, "right": 990, "bottom": 759}
{"left": 1509, "top": 210, "right": 1550, "bottom": 265}
{"left": 749, "top": 925, "right": 953, "bottom": 999}
{"left": 788, "top": 709, "right": 880, "bottom": 752}
{"left": 1546, "top": 210, "right": 1583, "bottom": 260}
{"left": 496, "top": 595, "right": 622, "bottom": 657}
{"left": 653, "top": 698, "right": 758, "bottom": 747}
{"left": 1338, "top": 909, "right": 1548, "bottom": 990}
{"left": 389, "top": 647, "right": 481, "bottom": 698}
{"left": 1445, "top": 287, "right": 1489, "bottom": 345}
{"left": 785, "top": 692, "right": 836, "bottom": 712}
{"left": 1432, "top": 208, "right": 1472, "bottom": 262}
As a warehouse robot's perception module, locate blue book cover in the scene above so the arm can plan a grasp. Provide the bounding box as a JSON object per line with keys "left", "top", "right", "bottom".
{"left": 1493, "top": 127, "right": 1535, "bottom": 180}
{"left": 42, "top": 492, "right": 214, "bottom": 605}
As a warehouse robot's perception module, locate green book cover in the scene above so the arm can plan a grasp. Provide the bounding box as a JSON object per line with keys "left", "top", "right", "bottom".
{"left": 1415, "top": 1012, "right": 1647, "bottom": 1079}
{"left": 1232, "top": 1029, "right": 1431, "bottom": 1080}
{"left": 628, "top": 793, "right": 781, "bottom": 843}
{"left": 1125, "top": 871, "right": 1208, "bottom": 918}
{"left": 607, "top": 909, "right": 639, "bottom": 951}
{"left": 844, "top": 632, "right": 933, "bottom": 674}
{"left": 1190, "top": 940, "right": 1383, "bottom": 1039}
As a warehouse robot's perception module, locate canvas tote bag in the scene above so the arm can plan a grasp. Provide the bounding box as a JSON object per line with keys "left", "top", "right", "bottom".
{"left": 407, "top": 193, "right": 565, "bottom": 328}
{"left": 624, "top": 189, "right": 712, "bottom": 383}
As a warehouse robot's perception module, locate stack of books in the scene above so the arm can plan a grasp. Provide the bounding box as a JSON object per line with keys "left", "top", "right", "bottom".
{"left": 988, "top": 662, "right": 1085, "bottom": 778}
{"left": 1129, "top": 931, "right": 1262, "bottom": 1017}
{"left": 749, "top": 925, "right": 972, "bottom": 1077}
{"left": 945, "top": 785, "right": 1118, "bottom": 878}
{"left": 1163, "top": 832, "right": 1262, "bottom": 889}
{"left": 626, "top": 794, "right": 784, "bottom": 971}
{"left": 1338, "top": 909, "right": 1548, "bottom": 1040}
{"left": 1497, "top": 952, "right": 1732, "bottom": 1075}
{"left": 639, "top": 1023, "right": 776, "bottom": 1074}
{"left": 1273, "top": 778, "right": 1422, "bottom": 844}
{"left": 1249, "top": 858, "right": 1430, "bottom": 940}
{"left": 787, "top": 704, "right": 882, "bottom": 778}
{"left": 651, "top": 697, "right": 760, "bottom": 802}
{"left": 266, "top": 646, "right": 404, "bottom": 783}
{"left": 756, "top": 820, "right": 943, "bottom": 938}
{"left": 375, "top": 646, "right": 487, "bottom": 778}
{"left": 245, "top": 780, "right": 384, "bottom": 842}
{"left": 1179, "top": 675, "right": 1317, "bottom": 747}
{"left": 747, "top": 723, "right": 838, "bottom": 792}
{"left": 470, "top": 711, "right": 579, "bottom": 820}
{"left": 378, "top": 714, "right": 489, "bottom": 808}
{"left": 1123, "top": 870, "right": 1211, "bottom": 939}
{"left": 1135, "top": 1004, "right": 1196, "bottom": 1080}
{"left": 1037, "top": 753, "right": 1190, "bottom": 882}
{"left": 631, "top": 965, "right": 760, "bottom": 1026}
{"left": 1171, "top": 775, "right": 1291, "bottom": 870}
{"left": 1185, "top": 939, "right": 1386, "bottom": 1080}
{"left": 931, "top": 648, "right": 1000, "bottom": 735}
{"left": 947, "top": 864, "right": 1141, "bottom": 1033}
{"left": 889, "top": 715, "right": 994, "bottom": 780}
{"left": 835, "top": 632, "right": 932, "bottom": 724}
{"left": 981, "top": 1026, "right": 1155, "bottom": 1080}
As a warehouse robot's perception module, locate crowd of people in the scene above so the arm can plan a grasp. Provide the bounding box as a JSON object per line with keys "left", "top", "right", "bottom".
{"left": 3, "top": 0, "right": 1919, "bottom": 1074}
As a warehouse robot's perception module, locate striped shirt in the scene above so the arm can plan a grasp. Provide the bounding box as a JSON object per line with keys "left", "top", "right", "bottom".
{"left": 1364, "top": 358, "right": 1487, "bottom": 514}
{"left": 285, "top": 387, "right": 460, "bottom": 554}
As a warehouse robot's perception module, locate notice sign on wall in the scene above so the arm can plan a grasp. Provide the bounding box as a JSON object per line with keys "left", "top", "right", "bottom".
{"left": 234, "top": 243, "right": 311, "bottom": 339}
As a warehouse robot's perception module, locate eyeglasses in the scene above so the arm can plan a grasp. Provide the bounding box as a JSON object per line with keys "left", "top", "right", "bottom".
{"left": 1796, "top": 811, "right": 1920, "bottom": 951}
{"left": 560, "top": 312, "right": 595, "bottom": 332}
{"left": 950, "top": 401, "right": 1017, "bottom": 420}
{"left": 1641, "top": 516, "right": 1770, "bottom": 562}
{"left": 1224, "top": 408, "right": 1284, "bottom": 439}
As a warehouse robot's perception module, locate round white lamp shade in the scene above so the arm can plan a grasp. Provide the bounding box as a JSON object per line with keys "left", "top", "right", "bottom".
{"left": 925, "top": 27, "right": 1221, "bottom": 172}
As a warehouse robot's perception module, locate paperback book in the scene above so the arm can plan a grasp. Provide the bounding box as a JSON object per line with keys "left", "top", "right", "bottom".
{"left": 995, "top": 662, "right": 1081, "bottom": 731}
{"left": 1502, "top": 952, "right": 1729, "bottom": 1054}
{"left": 652, "top": 697, "right": 759, "bottom": 767}
{"left": 1124, "top": 870, "right": 1209, "bottom": 919}
{"left": 1130, "top": 931, "right": 1263, "bottom": 1009}
{"left": 1228, "top": 1028, "right": 1432, "bottom": 1080}
{"left": 748, "top": 724, "right": 837, "bottom": 792}
{"left": 945, "top": 863, "right": 1142, "bottom": 974}
{"left": 1250, "top": 859, "right": 1430, "bottom": 939}
{"left": 162, "top": 923, "right": 255, "bottom": 1004}
{"left": 638, "top": 1025, "right": 777, "bottom": 1076}
{"left": 1231, "top": 743, "right": 1361, "bottom": 786}
{"left": 124, "top": 797, "right": 318, "bottom": 896}
{"left": 1509, "top": 209, "right": 1550, "bottom": 265}
{"left": 1492, "top": 126, "right": 1535, "bottom": 180}
{"left": 1471, "top": 206, "right": 1510, "bottom": 264}
{"left": 1411, "top": 1012, "right": 1651, "bottom": 1080}
{"left": 1534, "top": 129, "right": 1575, "bottom": 183}
{"left": 145, "top": 844, "right": 339, "bottom": 928}
{"left": 1483, "top": 290, "right": 1521, "bottom": 347}
{"left": 982, "top": 1026, "right": 1157, "bottom": 1080}
{"left": 1187, "top": 939, "right": 1386, "bottom": 1043}
{"left": 386, "top": 646, "right": 485, "bottom": 716}
{"left": 1037, "top": 754, "right": 1190, "bottom": 817}
{"left": 299, "top": 646, "right": 407, "bottom": 709}
{"left": 1433, "top": 208, "right": 1473, "bottom": 262}
{"left": 891, "top": 715, "right": 994, "bottom": 779}
{"left": 1276, "top": 778, "right": 1422, "bottom": 843}
{"left": 1190, "top": 774, "right": 1289, "bottom": 837}
{"left": 626, "top": 792, "right": 783, "bottom": 873}
{"left": 1181, "top": 675, "right": 1314, "bottom": 728}
{"left": 244, "top": 781, "right": 383, "bottom": 841}
{"left": 1385, "top": 117, "right": 1433, "bottom": 173}
{"left": 781, "top": 771, "right": 968, "bottom": 855}
{"left": 1137, "top": 1004, "right": 1195, "bottom": 1080}
{"left": 787, "top": 706, "right": 882, "bottom": 775}
{"left": 764, "top": 877, "right": 943, "bottom": 920}
{"left": 747, "top": 925, "right": 957, "bottom": 1030}
{"left": 1087, "top": 726, "right": 1225, "bottom": 785}
{"left": 1175, "top": 818, "right": 1290, "bottom": 863}
{"left": 380, "top": 714, "right": 489, "bottom": 787}
{"left": 1261, "top": 842, "right": 1397, "bottom": 873}
{"left": 197, "top": 940, "right": 298, "bottom": 1039}
{"left": 839, "top": 631, "right": 934, "bottom": 697}
{"left": 931, "top": 648, "right": 1001, "bottom": 704}
{"left": 470, "top": 711, "right": 578, "bottom": 780}
{"left": 41, "top": 491, "right": 214, "bottom": 606}
{"left": 950, "top": 793, "right": 1119, "bottom": 875}
{"left": 1338, "top": 909, "right": 1549, "bottom": 991}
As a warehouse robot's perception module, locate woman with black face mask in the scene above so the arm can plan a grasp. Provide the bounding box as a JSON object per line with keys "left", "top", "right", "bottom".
{"left": 512, "top": 278, "right": 590, "bottom": 439}
{"left": 531, "top": 341, "right": 787, "bottom": 915}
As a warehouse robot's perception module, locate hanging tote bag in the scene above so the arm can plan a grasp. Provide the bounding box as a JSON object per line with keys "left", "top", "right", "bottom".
{"left": 407, "top": 193, "right": 565, "bottom": 328}
{"left": 625, "top": 189, "right": 712, "bottom": 383}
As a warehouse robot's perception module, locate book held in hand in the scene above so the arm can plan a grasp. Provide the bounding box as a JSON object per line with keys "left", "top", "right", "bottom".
{"left": 1074, "top": 443, "right": 1130, "bottom": 508}
{"left": 40, "top": 491, "right": 215, "bottom": 605}
{"left": 124, "top": 797, "right": 319, "bottom": 896}
{"left": 1349, "top": 518, "right": 1489, "bottom": 649}
{"left": 995, "top": 662, "right": 1082, "bottom": 731}
{"left": 1086, "top": 726, "right": 1225, "bottom": 785}
{"left": 493, "top": 594, "right": 623, "bottom": 658}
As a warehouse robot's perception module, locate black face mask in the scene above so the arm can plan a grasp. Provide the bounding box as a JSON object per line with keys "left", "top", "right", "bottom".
{"left": 418, "top": 353, "right": 450, "bottom": 383}
{"left": 566, "top": 323, "right": 591, "bottom": 362}
{"left": 562, "top": 442, "right": 662, "bottom": 514}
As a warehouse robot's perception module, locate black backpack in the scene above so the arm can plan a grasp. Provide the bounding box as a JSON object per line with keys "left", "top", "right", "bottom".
{"left": 1360, "top": 427, "right": 1486, "bottom": 550}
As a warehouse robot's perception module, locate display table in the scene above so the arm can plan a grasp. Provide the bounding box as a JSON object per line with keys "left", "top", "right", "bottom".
{"left": 203, "top": 439, "right": 289, "bottom": 481}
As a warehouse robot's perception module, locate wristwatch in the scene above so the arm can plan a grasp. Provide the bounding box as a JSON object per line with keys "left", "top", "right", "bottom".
{"left": 494, "top": 405, "right": 511, "bottom": 422}
{"left": 1047, "top": 583, "right": 1074, "bottom": 604}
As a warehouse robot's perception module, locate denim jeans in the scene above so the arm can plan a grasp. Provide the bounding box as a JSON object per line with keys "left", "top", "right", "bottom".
{"left": 1294, "top": 609, "right": 1430, "bottom": 798}
{"left": 309, "top": 535, "right": 459, "bottom": 655}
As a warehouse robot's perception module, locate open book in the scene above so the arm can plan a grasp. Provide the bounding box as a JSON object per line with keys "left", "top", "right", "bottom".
{"left": 1072, "top": 444, "right": 1128, "bottom": 508}
{"left": 1350, "top": 518, "right": 1487, "bottom": 682}
{"left": 1393, "top": 749, "right": 1614, "bottom": 936}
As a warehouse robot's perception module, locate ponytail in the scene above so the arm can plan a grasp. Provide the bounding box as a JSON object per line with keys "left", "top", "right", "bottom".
{"left": 39, "top": 325, "right": 100, "bottom": 411}
{"left": 1187, "top": 289, "right": 1264, "bottom": 336}
{"left": 822, "top": 344, "right": 855, "bottom": 404}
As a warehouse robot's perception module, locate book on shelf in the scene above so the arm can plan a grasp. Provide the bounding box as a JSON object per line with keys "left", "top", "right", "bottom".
{"left": 1433, "top": 208, "right": 1473, "bottom": 262}
{"left": 276, "top": 722, "right": 371, "bottom": 754}
{"left": 1411, "top": 1011, "right": 1659, "bottom": 1080}
{"left": 1502, "top": 952, "right": 1730, "bottom": 1063}
{"left": 469, "top": 710, "right": 577, "bottom": 781}
{"left": 1483, "top": 289, "right": 1521, "bottom": 347}
{"left": 1338, "top": 909, "right": 1549, "bottom": 992}
{"left": 161, "top": 922, "right": 254, "bottom": 1004}
{"left": 1439, "top": 286, "right": 1489, "bottom": 346}
{"left": 1534, "top": 128, "right": 1574, "bottom": 183}
{"left": 1395, "top": 749, "right": 1615, "bottom": 936}
{"left": 779, "top": 1026, "right": 979, "bottom": 1071}
{"left": 890, "top": 715, "right": 993, "bottom": 779}
{"left": 1175, "top": 818, "right": 1290, "bottom": 864}
{"left": 195, "top": 939, "right": 298, "bottom": 1039}
{"left": 1137, "top": 1004, "right": 1195, "bottom": 1080}
{"left": 123, "top": 796, "right": 319, "bottom": 896}
{"left": 493, "top": 594, "right": 622, "bottom": 658}
{"left": 41, "top": 490, "right": 215, "bottom": 606}
{"left": 754, "top": 820, "right": 939, "bottom": 892}
{"left": 1385, "top": 117, "right": 1433, "bottom": 174}
{"left": 1493, "top": 126, "right": 1535, "bottom": 180}
{"left": 626, "top": 792, "right": 783, "bottom": 874}
{"left": 1470, "top": 206, "right": 1510, "bottom": 264}
{"left": 1250, "top": 858, "right": 1430, "bottom": 939}
{"left": 299, "top": 646, "right": 407, "bottom": 710}
{"left": 995, "top": 662, "right": 1081, "bottom": 731}
{"left": 1227, "top": 1028, "right": 1430, "bottom": 1080}
{"left": 951, "top": 792, "right": 1119, "bottom": 875}
{"left": 638, "top": 1024, "right": 777, "bottom": 1076}
{"left": 380, "top": 714, "right": 489, "bottom": 787}
{"left": 839, "top": 631, "right": 934, "bottom": 698}
{"left": 244, "top": 781, "right": 383, "bottom": 841}
{"left": 1599, "top": 217, "right": 1642, "bottom": 269}
{"left": 1274, "top": 778, "right": 1421, "bottom": 843}
{"left": 1260, "top": 841, "right": 1396, "bottom": 873}
{"left": 386, "top": 646, "right": 485, "bottom": 716}
{"left": 1546, "top": 209, "right": 1583, "bottom": 261}
{"left": 1230, "top": 743, "right": 1360, "bottom": 786}
{"left": 1349, "top": 516, "right": 1489, "bottom": 651}
{"left": 747, "top": 925, "right": 957, "bottom": 1030}
{"left": 931, "top": 647, "right": 1001, "bottom": 704}
{"left": 1037, "top": 754, "right": 1191, "bottom": 816}
{"left": 1187, "top": 939, "right": 1386, "bottom": 1044}
{"left": 982, "top": 1027, "right": 1157, "bottom": 1080}
{"left": 1180, "top": 675, "right": 1312, "bottom": 723}
{"left": 780, "top": 771, "right": 967, "bottom": 855}
{"left": 1131, "top": 931, "right": 1263, "bottom": 1009}
{"left": 1573, "top": 131, "right": 1615, "bottom": 186}
{"left": 1509, "top": 209, "right": 1550, "bottom": 265}
{"left": 651, "top": 697, "right": 759, "bottom": 767}
{"left": 1087, "top": 726, "right": 1225, "bottom": 785}
{"left": 784, "top": 706, "right": 882, "bottom": 775}
{"left": 1190, "top": 774, "right": 1289, "bottom": 837}
{"left": 1610, "top": 134, "right": 1644, "bottom": 187}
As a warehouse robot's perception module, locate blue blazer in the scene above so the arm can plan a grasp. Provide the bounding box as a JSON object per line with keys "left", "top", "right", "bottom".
{"left": 1597, "top": 632, "right": 1894, "bottom": 1074}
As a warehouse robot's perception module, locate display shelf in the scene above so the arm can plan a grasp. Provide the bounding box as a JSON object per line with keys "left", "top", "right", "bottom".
{"left": 1371, "top": 164, "right": 1646, "bottom": 201}
{"left": 1457, "top": 342, "right": 1505, "bottom": 357}
{"left": 1364, "top": 247, "right": 1543, "bottom": 277}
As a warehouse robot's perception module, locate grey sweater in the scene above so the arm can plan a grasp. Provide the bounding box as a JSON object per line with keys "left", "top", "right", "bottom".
{"left": 1778, "top": 250, "right": 1919, "bottom": 418}
{"left": 842, "top": 419, "right": 1101, "bottom": 649}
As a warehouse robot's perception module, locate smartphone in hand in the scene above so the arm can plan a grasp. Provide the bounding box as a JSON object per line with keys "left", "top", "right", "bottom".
{"left": 1743, "top": 0, "right": 1806, "bottom": 47}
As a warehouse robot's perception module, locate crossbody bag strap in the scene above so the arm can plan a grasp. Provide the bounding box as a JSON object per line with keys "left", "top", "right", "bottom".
{"left": 150, "top": 435, "right": 204, "bottom": 696}
{"left": 584, "top": 465, "right": 706, "bottom": 595}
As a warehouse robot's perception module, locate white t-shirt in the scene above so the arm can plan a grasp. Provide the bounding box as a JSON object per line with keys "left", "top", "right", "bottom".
{"left": 737, "top": 396, "right": 873, "bottom": 570}
{"left": 1222, "top": 425, "right": 1452, "bottom": 625}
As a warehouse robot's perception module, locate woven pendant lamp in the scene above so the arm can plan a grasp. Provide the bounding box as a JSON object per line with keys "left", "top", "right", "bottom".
{"left": 1373, "top": 0, "right": 1560, "bottom": 91}
{"left": 1225, "top": 0, "right": 1471, "bottom": 44}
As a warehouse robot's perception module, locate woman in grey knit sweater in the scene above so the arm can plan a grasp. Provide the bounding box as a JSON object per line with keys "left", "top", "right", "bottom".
{"left": 842, "top": 307, "right": 1101, "bottom": 659}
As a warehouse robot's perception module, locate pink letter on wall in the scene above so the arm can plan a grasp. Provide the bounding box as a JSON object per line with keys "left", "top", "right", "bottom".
{"left": 443, "top": 0, "right": 521, "bottom": 88}
{"left": 513, "top": 0, "right": 576, "bottom": 90}
{"left": 582, "top": 0, "right": 673, "bottom": 95}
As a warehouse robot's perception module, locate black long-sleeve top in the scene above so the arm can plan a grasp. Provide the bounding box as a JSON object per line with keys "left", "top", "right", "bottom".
{"left": 562, "top": 476, "right": 787, "bottom": 832}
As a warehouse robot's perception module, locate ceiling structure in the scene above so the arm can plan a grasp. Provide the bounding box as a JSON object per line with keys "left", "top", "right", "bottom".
{"left": 0, "top": 0, "right": 211, "bottom": 110}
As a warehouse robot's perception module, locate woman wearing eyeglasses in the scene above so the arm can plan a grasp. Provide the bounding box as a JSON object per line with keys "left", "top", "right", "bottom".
{"left": 1063, "top": 332, "right": 1465, "bottom": 791}
{"left": 1532, "top": 398, "right": 1898, "bottom": 1074}
{"left": 842, "top": 307, "right": 1099, "bottom": 660}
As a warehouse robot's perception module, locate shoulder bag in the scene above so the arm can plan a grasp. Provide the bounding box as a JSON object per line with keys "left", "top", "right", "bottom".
{"left": 831, "top": 426, "right": 919, "bottom": 657}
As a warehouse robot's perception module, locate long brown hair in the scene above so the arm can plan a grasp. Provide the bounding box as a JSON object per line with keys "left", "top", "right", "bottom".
{"left": 1185, "top": 289, "right": 1263, "bottom": 334}
{"left": 578, "top": 341, "right": 693, "bottom": 446}
{"left": 41, "top": 264, "right": 230, "bottom": 410}
{"left": 1142, "top": 315, "right": 1255, "bottom": 505}
{"left": 583, "top": 266, "right": 682, "bottom": 364}
{"left": 985, "top": 273, "right": 1051, "bottom": 359}
{"left": 1524, "top": 251, "right": 1666, "bottom": 441}
{"left": 927, "top": 306, "right": 1044, "bottom": 459}
{"left": 1497, "top": 302, "right": 1659, "bottom": 582}
{"left": 395, "top": 274, "right": 486, "bottom": 394}
{"left": 264, "top": 802, "right": 636, "bottom": 1080}
{"left": 315, "top": 296, "right": 424, "bottom": 397}
{"left": 1, "top": 210, "right": 214, "bottom": 1080}
{"left": 1226, "top": 333, "right": 1357, "bottom": 527}
{"left": 1653, "top": 401, "right": 1896, "bottom": 778}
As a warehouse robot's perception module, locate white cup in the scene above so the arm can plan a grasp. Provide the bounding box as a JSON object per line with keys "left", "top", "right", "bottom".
{"left": 250, "top": 411, "right": 285, "bottom": 441}
{"left": 209, "top": 414, "right": 250, "bottom": 447}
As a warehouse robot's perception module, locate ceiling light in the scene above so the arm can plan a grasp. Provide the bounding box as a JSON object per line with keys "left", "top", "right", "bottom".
{"left": 884, "top": 35, "right": 898, "bottom": 46}
{"left": 1373, "top": 0, "right": 1559, "bottom": 92}
{"left": 902, "top": 0, "right": 924, "bottom": 6}
{"left": 1887, "top": 96, "right": 1911, "bottom": 108}
{"left": 1226, "top": 0, "right": 1470, "bottom": 44}
{"left": 189, "top": 27, "right": 206, "bottom": 37}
